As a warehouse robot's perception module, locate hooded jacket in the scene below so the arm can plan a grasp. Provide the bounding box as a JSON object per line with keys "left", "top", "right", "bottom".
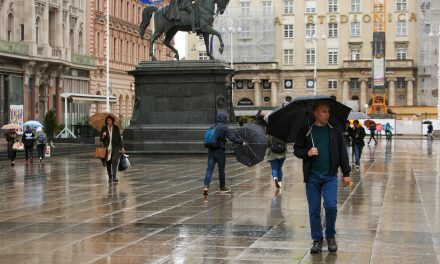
{"left": 22, "top": 129, "right": 35, "bottom": 148}
{"left": 212, "top": 112, "right": 243, "bottom": 149}
{"left": 294, "top": 123, "right": 351, "bottom": 183}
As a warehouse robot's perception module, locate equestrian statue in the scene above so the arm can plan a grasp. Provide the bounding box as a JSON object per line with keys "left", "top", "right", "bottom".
{"left": 140, "top": 0, "right": 230, "bottom": 61}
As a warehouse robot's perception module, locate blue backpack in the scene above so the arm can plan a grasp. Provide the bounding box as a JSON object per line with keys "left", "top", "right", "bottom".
{"left": 204, "top": 125, "right": 219, "bottom": 148}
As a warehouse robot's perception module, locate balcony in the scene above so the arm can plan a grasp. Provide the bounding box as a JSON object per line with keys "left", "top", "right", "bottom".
{"left": 234, "top": 63, "right": 278, "bottom": 71}
{"left": 70, "top": 6, "right": 78, "bottom": 17}
{"left": 0, "top": 40, "right": 29, "bottom": 56}
{"left": 342, "top": 60, "right": 414, "bottom": 69}
{"left": 52, "top": 48, "right": 62, "bottom": 58}
{"left": 72, "top": 54, "right": 96, "bottom": 66}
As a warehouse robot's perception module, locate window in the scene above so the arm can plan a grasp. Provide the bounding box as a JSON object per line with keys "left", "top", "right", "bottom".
{"left": 120, "top": 0, "right": 123, "bottom": 18}
{"left": 239, "top": 20, "right": 251, "bottom": 39}
{"left": 328, "top": 0, "right": 338, "bottom": 13}
{"left": 396, "top": 47, "right": 407, "bottom": 60}
{"left": 284, "top": 49, "right": 294, "bottom": 65}
{"left": 120, "top": 39, "right": 123, "bottom": 61}
{"left": 284, "top": 0, "right": 294, "bottom": 14}
{"left": 328, "top": 79, "right": 338, "bottom": 90}
{"left": 127, "top": 41, "right": 130, "bottom": 63}
{"left": 241, "top": 2, "right": 250, "bottom": 15}
{"left": 351, "top": 48, "right": 360, "bottom": 60}
{"left": 198, "top": 52, "right": 209, "bottom": 60}
{"left": 396, "top": 21, "right": 407, "bottom": 36}
{"left": 396, "top": 0, "right": 407, "bottom": 11}
{"left": 132, "top": 43, "right": 135, "bottom": 63}
{"left": 7, "top": 14, "right": 13, "bottom": 42}
{"left": 284, "top": 24, "right": 294, "bottom": 38}
{"left": 70, "top": 30, "right": 74, "bottom": 53}
{"left": 350, "top": 78, "right": 360, "bottom": 89}
{"left": 306, "top": 23, "right": 316, "bottom": 37}
{"left": 113, "top": 0, "right": 117, "bottom": 15}
{"left": 305, "top": 0, "right": 316, "bottom": 13}
{"left": 328, "top": 23, "right": 338, "bottom": 38}
{"left": 78, "top": 31, "right": 83, "bottom": 54}
{"left": 113, "top": 37, "right": 117, "bottom": 60}
{"left": 138, "top": 7, "right": 141, "bottom": 23}
{"left": 127, "top": 2, "right": 130, "bottom": 21}
{"left": 97, "top": 32, "right": 101, "bottom": 57}
{"left": 351, "top": 22, "right": 360, "bottom": 37}
{"left": 262, "top": 1, "right": 272, "bottom": 15}
{"left": 132, "top": 4, "right": 135, "bottom": 23}
{"left": 351, "top": 0, "right": 360, "bottom": 12}
{"left": 36, "top": 17, "right": 40, "bottom": 45}
{"left": 263, "top": 21, "right": 272, "bottom": 38}
{"left": 396, "top": 77, "right": 406, "bottom": 89}
{"left": 20, "top": 24, "right": 24, "bottom": 41}
{"left": 306, "top": 49, "right": 315, "bottom": 64}
{"left": 328, "top": 49, "right": 338, "bottom": 64}
{"left": 96, "top": 0, "right": 100, "bottom": 11}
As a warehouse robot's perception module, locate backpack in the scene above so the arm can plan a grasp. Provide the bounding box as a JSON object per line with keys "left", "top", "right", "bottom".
{"left": 38, "top": 133, "right": 46, "bottom": 144}
{"left": 270, "top": 137, "right": 286, "bottom": 154}
{"left": 204, "top": 125, "right": 219, "bottom": 148}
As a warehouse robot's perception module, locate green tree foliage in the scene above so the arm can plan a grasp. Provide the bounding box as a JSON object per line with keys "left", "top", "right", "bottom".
{"left": 43, "top": 110, "right": 58, "bottom": 138}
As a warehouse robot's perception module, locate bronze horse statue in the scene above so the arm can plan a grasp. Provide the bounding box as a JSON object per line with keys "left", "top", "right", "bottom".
{"left": 140, "top": 0, "right": 229, "bottom": 61}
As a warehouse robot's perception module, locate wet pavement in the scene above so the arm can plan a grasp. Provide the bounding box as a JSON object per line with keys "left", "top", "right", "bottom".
{"left": 0, "top": 139, "right": 439, "bottom": 263}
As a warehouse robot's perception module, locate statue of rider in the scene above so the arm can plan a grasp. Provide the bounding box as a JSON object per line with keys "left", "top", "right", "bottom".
{"left": 168, "top": 0, "right": 197, "bottom": 33}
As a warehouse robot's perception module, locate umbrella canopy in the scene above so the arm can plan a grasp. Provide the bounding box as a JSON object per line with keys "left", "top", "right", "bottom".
{"left": 348, "top": 111, "right": 369, "bottom": 120}
{"left": 267, "top": 95, "right": 351, "bottom": 143}
{"left": 364, "top": 120, "right": 376, "bottom": 128}
{"left": 1, "top": 123, "right": 21, "bottom": 130}
{"left": 423, "top": 120, "right": 432, "bottom": 125}
{"left": 89, "top": 112, "right": 121, "bottom": 131}
{"left": 233, "top": 123, "right": 268, "bottom": 167}
{"left": 23, "top": 120, "right": 43, "bottom": 129}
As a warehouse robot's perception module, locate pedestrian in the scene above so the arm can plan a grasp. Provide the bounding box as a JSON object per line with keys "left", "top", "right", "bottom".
{"left": 267, "top": 136, "right": 287, "bottom": 189}
{"left": 376, "top": 123, "right": 383, "bottom": 138}
{"left": 384, "top": 122, "right": 393, "bottom": 142}
{"left": 367, "top": 123, "right": 377, "bottom": 145}
{"left": 203, "top": 112, "right": 243, "bottom": 196}
{"left": 351, "top": 120, "right": 366, "bottom": 170}
{"left": 100, "top": 116, "right": 125, "bottom": 183}
{"left": 344, "top": 120, "right": 352, "bottom": 146}
{"left": 35, "top": 127, "right": 47, "bottom": 163}
{"left": 293, "top": 102, "right": 351, "bottom": 254}
{"left": 255, "top": 113, "right": 268, "bottom": 131}
{"left": 5, "top": 129, "right": 18, "bottom": 166}
{"left": 427, "top": 123, "right": 434, "bottom": 140}
{"left": 22, "top": 126, "right": 35, "bottom": 163}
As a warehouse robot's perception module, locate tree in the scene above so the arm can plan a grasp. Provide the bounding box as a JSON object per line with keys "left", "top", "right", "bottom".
{"left": 44, "top": 110, "right": 58, "bottom": 138}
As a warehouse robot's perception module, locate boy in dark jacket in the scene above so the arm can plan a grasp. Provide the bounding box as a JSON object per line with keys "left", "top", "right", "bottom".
{"left": 203, "top": 112, "right": 243, "bottom": 196}
{"left": 294, "top": 102, "right": 351, "bottom": 254}
{"left": 22, "top": 126, "right": 35, "bottom": 163}
{"left": 351, "top": 120, "right": 366, "bottom": 170}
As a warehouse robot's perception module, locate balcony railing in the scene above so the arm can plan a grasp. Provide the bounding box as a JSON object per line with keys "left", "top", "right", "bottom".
{"left": 0, "top": 40, "right": 29, "bottom": 56}
{"left": 234, "top": 63, "right": 278, "bottom": 71}
{"left": 72, "top": 54, "right": 96, "bottom": 66}
{"left": 342, "top": 59, "right": 414, "bottom": 69}
{"left": 52, "top": 48, "right": 62, "bottom": 58}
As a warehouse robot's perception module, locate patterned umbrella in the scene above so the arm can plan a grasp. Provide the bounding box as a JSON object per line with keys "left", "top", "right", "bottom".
{"left": 1, "top": 123, "right": 21, "bottom": 130}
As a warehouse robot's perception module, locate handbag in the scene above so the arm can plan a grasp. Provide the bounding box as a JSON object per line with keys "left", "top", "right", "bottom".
{"left": 12, "top": 142, "right": 24, "bottom": 152}
{"left": 95, "top": 145, "right": 107, "bottom": 159}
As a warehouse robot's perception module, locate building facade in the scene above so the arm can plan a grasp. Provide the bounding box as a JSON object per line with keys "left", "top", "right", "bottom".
{"left": 0, "top": 0, "right": 95, "bottom": 126}
{"left": 90, "top": 0, "right": 172, "bottom": 126}
{"left": 187, "top": 0, "right": 419, "bottom": 112}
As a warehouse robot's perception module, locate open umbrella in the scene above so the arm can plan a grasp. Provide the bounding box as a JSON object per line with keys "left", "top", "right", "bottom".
{"left": 89, "top": 112, "right": 121, "bottom": 131}
{"left": 348, "top": 111, "right": 369, "bottom": 120}
{"left": 1, "top": 123, "right": 21, "bottom": 130}
{"left": 423, "top": 120, "right": 432, "bottom": 125}
{"left": 233, "top": 123, "right": 268, "bottom": 167}
{"left": 23, "top": 120, "right": 43, "bottom": 129}
{"left": 364, "top": 120, "right": 376, "bottom": 128}
{"left": 267, "top": 95, "right": 351, "bottom": 143}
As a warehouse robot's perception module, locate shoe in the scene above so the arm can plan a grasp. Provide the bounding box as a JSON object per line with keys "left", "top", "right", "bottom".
{"left": 278, "top": 182, "right": 282, "bottom": 188}
{"left": 108, "top": 175, "right": 112, "bottom": 183}
{"left": 39, "top": 157, "right": 42, "bottom": 164}
{"left": 327, "top": 237, "right": 338, "bottom": 253}
{"left": 11, "top": 161, "right": 15, "bottom": 166}
{"left": 355, "top": 165, "right": 360, "bottom": 171}
{"left": 310, "top": 240, "right": 323, "bottom": 254}
{"left": 274, "top": 177, "right": 280, "bottom": 189}
{"left": 112, "top": 177, "right": 118, "bottom": 183}
{"left": 203, "top": 187, "right": 208, "bottom": 196}
{"left": 219, "top": 187, "right": 231, "bottom": 193}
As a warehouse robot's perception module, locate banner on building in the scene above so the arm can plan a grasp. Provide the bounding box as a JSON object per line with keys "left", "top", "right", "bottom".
{"left": 373, "top": 55, "right": 385, "bottom": 88}
{"left": 9, "top": 105, "right": 24, "bottom": 125}
{"left": 139, "top": 0, "right": 163, "bottom": 4}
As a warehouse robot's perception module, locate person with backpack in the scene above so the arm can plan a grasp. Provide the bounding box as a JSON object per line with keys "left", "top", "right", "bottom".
{"left": 267, "top": 136, "right": 286, "bottom": 189}
{"left": 22, "top": 126, "right": 35, "bottom": 163}
{"left": 384, "top": 122, "right": 393, "bottom": 142}
{"left": 35, "top": 127, "right": 47, "bottom": 163}
{"left": 203, "top": 112, "right": 244, "bottom": 196}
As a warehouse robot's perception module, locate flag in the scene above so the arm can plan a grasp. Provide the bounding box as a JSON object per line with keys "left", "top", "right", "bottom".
{"left": 139, "top": 0, "right": 163, "bottom": 4}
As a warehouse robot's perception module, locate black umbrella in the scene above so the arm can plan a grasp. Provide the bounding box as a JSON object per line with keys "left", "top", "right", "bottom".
{"left": 267, "top": 95, "right": 351, "bottom": 143}
{"left": 233, "top": 123, "right": 268, "bottom": 167}
{"left": 423, "top": 120, "right": 432, "bottom": 125}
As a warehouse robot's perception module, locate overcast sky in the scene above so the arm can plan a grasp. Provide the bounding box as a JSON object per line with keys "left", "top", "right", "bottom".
{"left": 175, "top": 32, "right": 187, "bottom": 59}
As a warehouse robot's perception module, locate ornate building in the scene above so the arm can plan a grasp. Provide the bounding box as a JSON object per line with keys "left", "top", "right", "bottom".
{"left": 0, "top": 0, "right": 95, "bottom": 126}
{"left": 90, "top": 0, "right": 172, "bottom": 126}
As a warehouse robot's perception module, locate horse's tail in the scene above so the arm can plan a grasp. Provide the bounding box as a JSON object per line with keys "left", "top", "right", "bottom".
{"left": 140, "top": 6, "right": 158, "bottom": 39}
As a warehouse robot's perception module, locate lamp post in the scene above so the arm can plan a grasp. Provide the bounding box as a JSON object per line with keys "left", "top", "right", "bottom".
{"left": 429, "top": 23, "right": 440, "bottom": 120}
{"left": 305, "top": 34, "right": 326, "bottom": 96}
{"left": 105, "top": 0, "right": 110, "bottom": 112}
{"left": 222, "top": 26, "right": 241, "bottom": 68}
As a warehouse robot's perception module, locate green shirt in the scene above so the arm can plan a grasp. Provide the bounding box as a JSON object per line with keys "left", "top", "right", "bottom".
{"left": 310, "top": 125, "right": 331, "bottom": 176}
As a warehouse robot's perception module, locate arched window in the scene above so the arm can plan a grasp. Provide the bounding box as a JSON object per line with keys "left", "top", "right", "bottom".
{"left": 78, "top": 31, "right": 83, "bottom": 54}
{"left": 8, "top": 14, "right": 14, "bottom": 41}
{"left": 97, "top": 32, "right": 101, "bottom": 57}
{"left": 396, "top": 47, "right": 407, "bottom": 60}
{"left": 70, "top": 30, "right": 75, "bottom": 53}
{"left": 119, "top": 95, "right": 124, "bottom": 117}
{"left": 127, "top": 1, "right": 130, "bottom": 21}
{"left": 36, "top": 17, "right": 41, "bottom": 45}
{"left": 125, "top": 95, "right": 130, "bottom": 118}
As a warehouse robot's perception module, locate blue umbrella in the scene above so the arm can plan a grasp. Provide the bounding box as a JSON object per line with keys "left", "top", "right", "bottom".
{"left": 23, "top": 120, "right": 43, "bottom": 129}
{"left": 139, "top": 0, "right": 163, "bottom": 4}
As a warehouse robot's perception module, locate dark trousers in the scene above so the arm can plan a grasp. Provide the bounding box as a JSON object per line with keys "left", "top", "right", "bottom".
{"left": 24, "top": 146, "right": 33, "bottom": 160}
{"left": 106, "top": 154, "right": 118, "bottom": 178}
{"left": 203, "top": 148, "right": 226, "bottom": 188}
{"left": 368, "top": 133, "right": 377, "bottom": 144}
{"left": 353, "top": 143, "right": 363, "bottom": 166}
{"left": 37, "top": 144, "right": 46, "bottom": 159}
{"left": 7, "top": 149, "right": 16, "bottom": 162}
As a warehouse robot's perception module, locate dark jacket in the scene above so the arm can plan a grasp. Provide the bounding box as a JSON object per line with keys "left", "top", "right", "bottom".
{"left": 6, "top": 131, "right": 18, "bottom": 151}
{"left": 294, "top": 123, "right": 351, "bottom": 183}
{"left": 213, "top": 112, "right": 243, "bottom": 149}
{"left": 22, "top": 129, "right": 35, "bottom": 148}
{"left": 351, "top": 126, "right": 366, "bottom": 146}
{"left": 100, "top": 125, "right": 123, "bottom": 161}
{"left": 428, "top": 124, "right": 434, "bottom": 133}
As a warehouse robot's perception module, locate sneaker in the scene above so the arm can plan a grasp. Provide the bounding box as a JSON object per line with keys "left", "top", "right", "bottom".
{"left": 355, "top": 165, "right": 360, "bottom": 171}
{"left": 274, "top": 177, "right": 280, "bottom": 188}
{"left": 11, "top": 161, "right": 15, "bottom": 166}
{"left": 278, "top": 182, "right": 282, "bottom": 188}
{"left": 219, "top": 187, "right": 231, "bottom": 193}
{"left": 203, "top": 187, "right": 208, "bottom": 196}
{"left": 327, "top": 237, "right": 338, "bottom": 253}
{"left": 310, "top": 240, "right": 323, "bottom": 254}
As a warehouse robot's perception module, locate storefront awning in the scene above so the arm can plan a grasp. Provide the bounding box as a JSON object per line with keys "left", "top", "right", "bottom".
{"left": 60, "top": 93, "right": 117, "bottom": 104}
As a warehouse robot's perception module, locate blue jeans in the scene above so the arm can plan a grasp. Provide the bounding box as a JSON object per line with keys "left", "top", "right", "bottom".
{"left": 203, "top": 148, "right": 226, "bottom": 188}
{"left": 270, "top": 158, "right": 285, "bottom": 182}
{"left": 306, "top": 173, "right": 338, "bottom": 241}
{"left": 353, "top": 143, "right": 363, "bottom": 166}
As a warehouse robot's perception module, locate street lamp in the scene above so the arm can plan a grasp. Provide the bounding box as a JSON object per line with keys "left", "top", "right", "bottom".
{"left": 105, "top": 0, "right": 110, "bottom": 112}
{"left": 365, "top": 104, "right": 369, "bottom": 115}
{"left": 429, "top": 23, "right": 440, "bottom": 120}
{"left": 305, "top": 34, "right": 326, "bottom": 96}
{"left": 222, "top": 26, "right": 241, "bottom": 68}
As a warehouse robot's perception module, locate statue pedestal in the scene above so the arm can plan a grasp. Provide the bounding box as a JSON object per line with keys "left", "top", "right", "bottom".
{"left": 123, "top": 60, "right": 234, "bottom": 154}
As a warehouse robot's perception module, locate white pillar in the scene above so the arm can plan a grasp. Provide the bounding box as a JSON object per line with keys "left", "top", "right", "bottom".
{"left": 253, "top": 80, "right": 262, "bottom": 107}
{"left": 270, "top": 80, "right": 278, "bottom": 107}
{"left": 342, "top": 79, "right": 349, "bottom": 103}
{"left": 406, "top": 77, "right": 415, "bottom": 106}
{"left": 388, "top": 78, "right": 396, "bottom": 106}
{"left": 360, "top": 78, "right": 368, "bottom": 112}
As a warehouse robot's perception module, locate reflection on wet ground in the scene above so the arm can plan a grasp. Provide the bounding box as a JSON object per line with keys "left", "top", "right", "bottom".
{"left": 0, "top": 139, "right": 439, "bottom": 263}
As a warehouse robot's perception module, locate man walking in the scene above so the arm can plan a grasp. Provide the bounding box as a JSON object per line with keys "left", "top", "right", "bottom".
{"left": 35, "top": 127, "right": 47, "bottom": 164}
{"left": 351, "top": 120, "right": 366, "bottom": 170}
{"left": 427, "top": 123, "right": 434, "bottom": 140}
{"left": 203, "top": 112, "right": 243, "bottom": 196}
{"left": 294, "top": 102, "right": 351, "bottom": 254}
{"left": 367, "top": 123, "right": 377, "bottom": 145}
{"left": 22, "top": 126, "right": 35, "bottom": 163}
